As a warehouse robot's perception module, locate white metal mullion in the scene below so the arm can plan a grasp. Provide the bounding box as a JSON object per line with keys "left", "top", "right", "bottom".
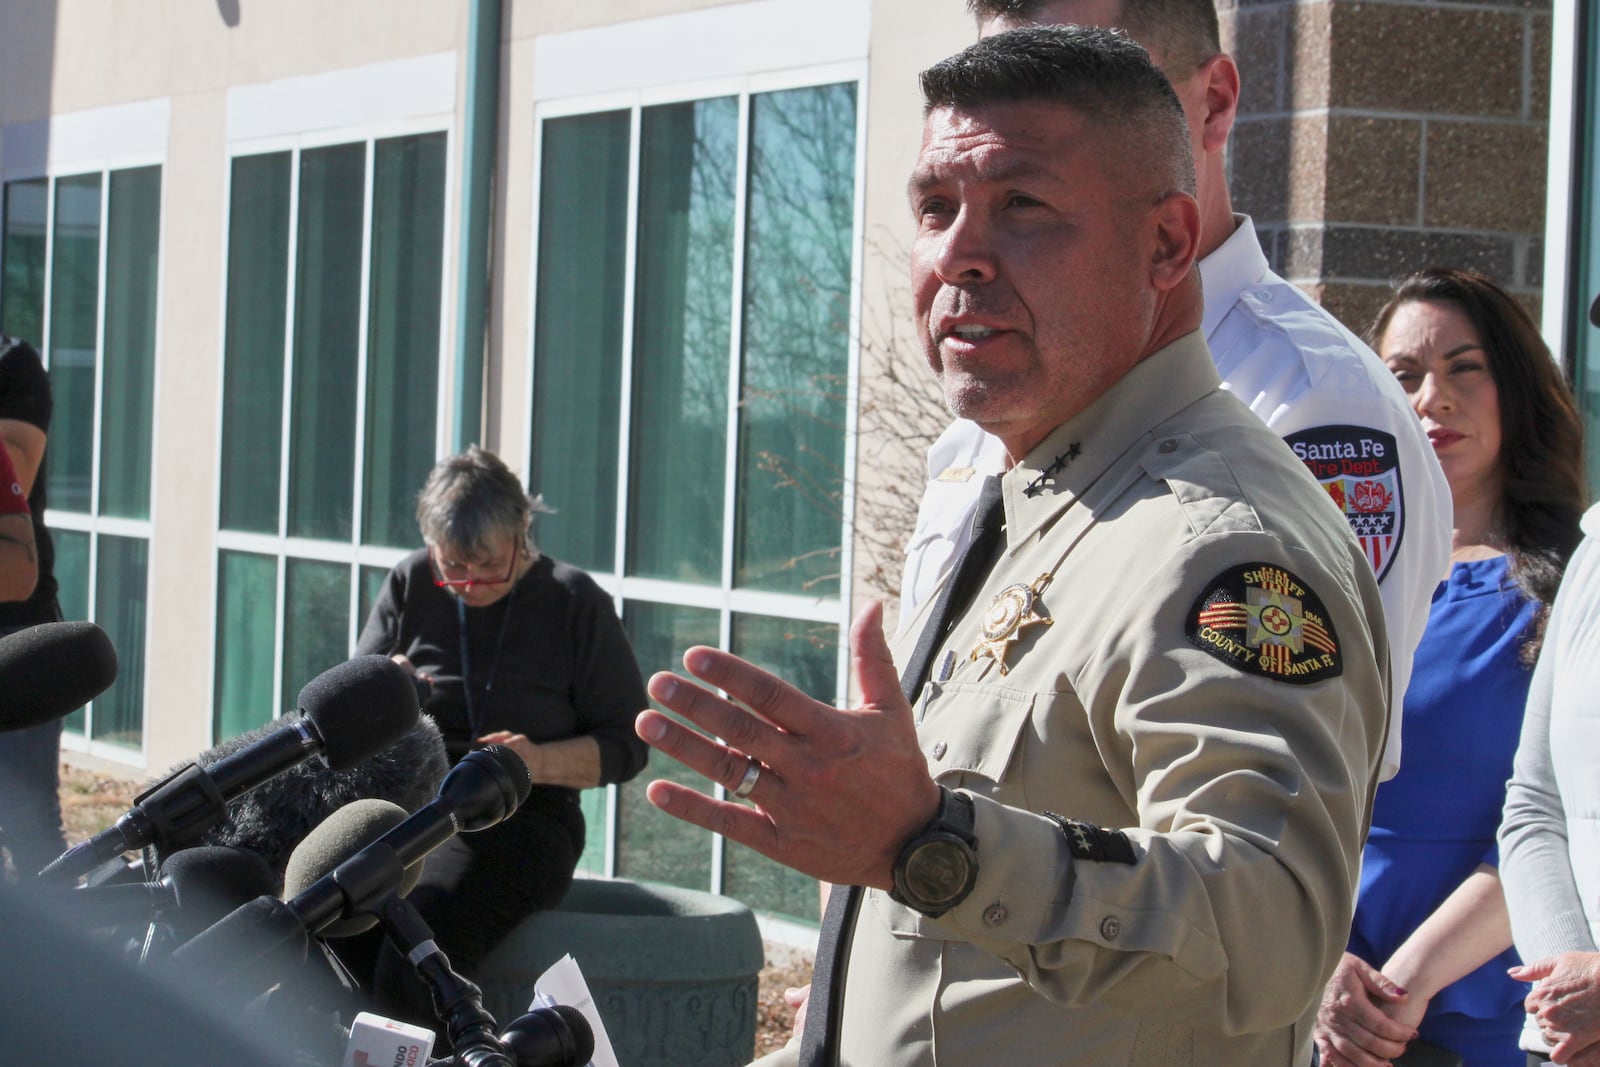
{"left": 523, "top": 119, "right": 546, "bottom": 480}
{"left": 720, "top": 91, "right": 753, "bottom": 627}
{"left": 612, "top": 107, "right": 644, "bottom": 585}
{"left": 1542, "top": 1, "right": 1579, "bottom": 359}
{"left": 208, "top": 155, "right": 240, "bottom": 747}
{"left": 598, "top": 106, "right": 646, "bottom": 880}
{"left": 707, "top": 87, "right": 755, "bottom": 898}
{"left": 273, "top": 149, "right": 304, "bottom": 721}
{"left": 79, "top": 173, "right": 113, "bottom": 742}
{"left": 836, "top": 72, "right": 869, "bottom": 706}
{"left": 89, "top": 174, "right": 109, "bottom": 528}
{"left": 38, "top": 177, "right": 56, "bottom": 371}
{"left": 349, "top": 139, "right": 378, "bottom": 654}
{"left": 435, "top": 127, "right": 455, "bottom": 457}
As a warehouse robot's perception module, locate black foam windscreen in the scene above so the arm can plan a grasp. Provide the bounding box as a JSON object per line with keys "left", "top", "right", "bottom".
{"left": 0, "top": 621, "right": 117, "bottom": 732}
{"left": 297, "top": 655, "right": 421, "bottom": 769}
{"left": 280, "top": 799, "right": 423, "bottom": 937}
{"left": 161, "top": 845, "right": 279, "bottom": 939}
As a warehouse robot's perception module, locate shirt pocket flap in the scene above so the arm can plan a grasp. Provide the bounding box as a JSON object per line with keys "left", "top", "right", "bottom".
{"left": 923, "top": 682, "right": 1036, "bottom": 787}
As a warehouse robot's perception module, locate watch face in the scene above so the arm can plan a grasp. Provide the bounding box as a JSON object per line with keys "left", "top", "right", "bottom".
{"left": 906, "top": 839, "right": 974, "bottom": 907}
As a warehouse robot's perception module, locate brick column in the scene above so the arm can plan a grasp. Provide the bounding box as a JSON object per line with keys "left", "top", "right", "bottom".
{"left": 1223, "top": 0, "right": 1552, "bottom": 335}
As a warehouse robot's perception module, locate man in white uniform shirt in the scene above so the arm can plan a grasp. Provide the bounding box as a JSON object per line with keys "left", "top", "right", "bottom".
{"left": 901, "top": 0, "right": 1450, "bottom": 778}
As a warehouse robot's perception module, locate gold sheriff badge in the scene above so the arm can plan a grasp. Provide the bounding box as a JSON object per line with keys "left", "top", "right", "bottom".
{"left": 970, "top": 573, "right": 1054, "bottom": 674}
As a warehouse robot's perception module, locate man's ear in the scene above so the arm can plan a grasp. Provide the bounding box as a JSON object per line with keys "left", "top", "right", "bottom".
{"left": 1198, "top": 53, "right": 1240, "bottom": 155}
{"left": 1148, "top": 191, "right": 1201, "bottom": 291}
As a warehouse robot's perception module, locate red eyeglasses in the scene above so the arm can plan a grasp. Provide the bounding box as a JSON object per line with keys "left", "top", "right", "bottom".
{"left": 429, "top": 544, "right": 520, "bottom": 590}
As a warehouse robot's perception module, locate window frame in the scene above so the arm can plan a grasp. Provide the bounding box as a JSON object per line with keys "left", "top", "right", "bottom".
{"left": 211, "top": 113, "right": 455, "bottom": 735}
{"left": 1, "top": 120, "right": 168, "bottom": 768}
{"left": 524, "top": 61, "right": 868, "bottom": 910}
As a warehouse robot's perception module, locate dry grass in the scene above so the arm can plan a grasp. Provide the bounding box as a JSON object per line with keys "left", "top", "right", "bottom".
{"left": 59, "top": 760, "right": 144, "bottom": 845}
{"left": 55, "top": 759, "right": 815, "bottom": 1054}
{"left": 754, "top": 942, "right": 814, "bottom": 1058}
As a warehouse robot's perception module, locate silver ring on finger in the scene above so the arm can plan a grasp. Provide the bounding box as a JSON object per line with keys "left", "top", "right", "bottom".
{"left": 732, "top": 757, "right": 762, "bottom": 798}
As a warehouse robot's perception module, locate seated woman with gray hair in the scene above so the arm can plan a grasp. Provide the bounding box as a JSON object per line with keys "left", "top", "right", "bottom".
{"left": 351, "top": 445, "right": 649, "bottom": 1031}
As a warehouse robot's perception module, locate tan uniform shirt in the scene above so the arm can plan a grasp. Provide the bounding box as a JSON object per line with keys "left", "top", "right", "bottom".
{"left": 766, "top": 331, "right": 1390, "bottom": 1067}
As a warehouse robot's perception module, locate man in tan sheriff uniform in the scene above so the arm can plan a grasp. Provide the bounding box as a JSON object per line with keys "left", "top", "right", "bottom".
{"left": 634, "top": 25, "right": 1390, "bottom": 1067}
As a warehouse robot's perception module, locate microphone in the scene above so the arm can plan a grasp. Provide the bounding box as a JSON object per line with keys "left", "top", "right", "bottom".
{"left": 501, "top": 1004, "right": 596, "bottom": 1067}
{"left": 41, "top": 655, "right": 419, "bottom": 883}
{"left": 0, "top": 621, "right": 117, "bottom": 732}
{"left": 61, "top": 845, "right": 277, "bottom": 942}
{"left": 283, "top": 743, "right": 532, "bottom": 937}
{"left": 148, "top": 715, "right": 450, "bottom": 880}
{"left": 171, "top": 745, "right": 531, "bottom": 985}
{"left": 281, "top": 798, "right": 425, "bottom": 937}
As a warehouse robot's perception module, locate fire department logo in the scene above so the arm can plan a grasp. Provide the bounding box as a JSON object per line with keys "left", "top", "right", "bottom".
{"left": 1284, "top": 425, "right": 1404, "bottom": 582}
{"left": 1186, "top": 563, "right": 1343, "bottom": 684}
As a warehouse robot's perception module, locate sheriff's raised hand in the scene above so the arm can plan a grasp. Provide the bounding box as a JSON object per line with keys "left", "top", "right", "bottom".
{"left": 634, "top": 601, "right": 940, "bottom": 890}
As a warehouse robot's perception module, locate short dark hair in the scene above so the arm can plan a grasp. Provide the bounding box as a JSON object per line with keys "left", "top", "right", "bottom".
{"left": 965, "top": 0, "right": 1222, "bottom": 77}
{"left": 1371, "top": 267, "right": 1588, "bottom": 660}
{"left": 416, "top": 445, "right": 538, "bottom": 558}
{"left": 920, "top": 24, "right": 1194, "bottom": 195}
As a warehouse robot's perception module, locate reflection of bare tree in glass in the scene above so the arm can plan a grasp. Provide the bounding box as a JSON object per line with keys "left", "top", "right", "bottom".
{"left": 739, "top": 85, "right": 947, "bottom": 607}
{"left": 737, "top": 84, "right": 858, "bottom": 595}
{"left": 629, "top": 98, "right": 737, "bottom": 582}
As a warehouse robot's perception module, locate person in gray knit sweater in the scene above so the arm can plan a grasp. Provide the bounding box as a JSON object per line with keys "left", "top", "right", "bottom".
{"left": 1500, "top": 502, "right": 1600, "bottom": 1067}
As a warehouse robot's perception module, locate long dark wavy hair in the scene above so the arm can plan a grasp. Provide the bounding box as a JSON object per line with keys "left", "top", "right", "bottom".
{"left": 1370, "top": 267, "right": 1587, "bottom": 662}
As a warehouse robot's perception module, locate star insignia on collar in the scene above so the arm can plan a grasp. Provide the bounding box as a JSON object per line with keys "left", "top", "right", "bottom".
{"left": 1023, "top": 443, "right": 1082, "bottom": 498}
{"left": 970, "top": 573, "right": 1054, "bottom": 674}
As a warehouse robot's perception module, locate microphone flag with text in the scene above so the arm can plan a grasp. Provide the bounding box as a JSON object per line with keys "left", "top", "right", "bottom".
{"left": 40, "top": 654, "right": 419, "bottom": 884}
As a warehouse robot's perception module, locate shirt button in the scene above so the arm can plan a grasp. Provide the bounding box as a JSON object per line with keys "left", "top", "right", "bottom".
{"left": 1100, "top": 916, "right": 1121, "bottom": 941}
{"left": 1158, "top": 439, "right": 1178, "bottom": 454}
{"left": 984, "top": 903, "right": 1008, "bottom": 927}
{"left": 931, "top": 741, "right": 948, "bottom": 761}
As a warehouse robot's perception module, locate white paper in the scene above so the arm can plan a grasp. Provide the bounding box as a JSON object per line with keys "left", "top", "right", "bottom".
{"left": 533, "top": 953, "right": 619, "bottom": 1067}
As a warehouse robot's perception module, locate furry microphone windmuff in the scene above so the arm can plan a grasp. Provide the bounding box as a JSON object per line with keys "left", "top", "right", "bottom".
{"left": 147, "top": 716, "right": 450, "bottom": 887}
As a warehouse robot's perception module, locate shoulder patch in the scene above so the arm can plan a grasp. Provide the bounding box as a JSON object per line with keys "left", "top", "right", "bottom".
{"left": 1186, "top": 563, "right": 1343, "bottom": 684}
{"left": 1282, "top": 425, "right": 1404, "bottom": 581}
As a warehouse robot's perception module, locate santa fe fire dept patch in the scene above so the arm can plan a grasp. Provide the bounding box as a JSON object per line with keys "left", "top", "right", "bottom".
{"left": 1284, "top": 425, "right": 1404, "bottom": 582}
{"left": 1186, "top": 563, "right": 1343, "bottom": 684}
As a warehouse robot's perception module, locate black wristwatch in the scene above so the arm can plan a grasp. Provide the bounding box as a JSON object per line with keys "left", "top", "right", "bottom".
{"left": 890, "top": 786, "right": 979, "bottom": 918}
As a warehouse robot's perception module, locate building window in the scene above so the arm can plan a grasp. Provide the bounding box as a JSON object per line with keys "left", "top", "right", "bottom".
{"left": 1, "top": 164, "right": 161, "bottom": 752}
{"left": 214, "top": 130, "right": 448, "bottom": 739}
{"left": 529, "top": 78, "right": 860, "bottom": 921}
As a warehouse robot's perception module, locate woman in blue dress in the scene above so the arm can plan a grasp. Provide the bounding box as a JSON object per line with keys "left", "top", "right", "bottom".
{"left": 1314, "top": 268, "right": 1587, "bottom": 1067}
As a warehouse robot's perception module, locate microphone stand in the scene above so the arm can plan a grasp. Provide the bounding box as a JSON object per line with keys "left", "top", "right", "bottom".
{"left": 375, "top": 894, "right": 514, "bottom": 1067}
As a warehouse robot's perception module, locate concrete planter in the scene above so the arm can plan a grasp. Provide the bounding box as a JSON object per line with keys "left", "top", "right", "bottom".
{"left": 476, "top": 877, "right": 764, "bottom": 1066}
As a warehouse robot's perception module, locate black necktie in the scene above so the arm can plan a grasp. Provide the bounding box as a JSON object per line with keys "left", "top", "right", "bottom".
{"left": 799, "top": 476, "right": 1007, "bottom": 1067}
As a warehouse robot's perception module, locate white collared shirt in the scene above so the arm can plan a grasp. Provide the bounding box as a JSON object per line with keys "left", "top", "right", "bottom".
{"left": 897, "top": 215, "right": 1451, "bottom": 780}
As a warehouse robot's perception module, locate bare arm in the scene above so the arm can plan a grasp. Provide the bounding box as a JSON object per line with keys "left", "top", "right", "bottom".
{"left": 0, "top": 431, "right": 38, "bottom": 602}
{"left": 0, "top": 418, "right": 47, "bottom": 494}
{"left": 0, "top": 513, "right": 37, "bottom": 602}
{"left": 1381, "top": 864, "right": 1513, "bottom": 1006}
